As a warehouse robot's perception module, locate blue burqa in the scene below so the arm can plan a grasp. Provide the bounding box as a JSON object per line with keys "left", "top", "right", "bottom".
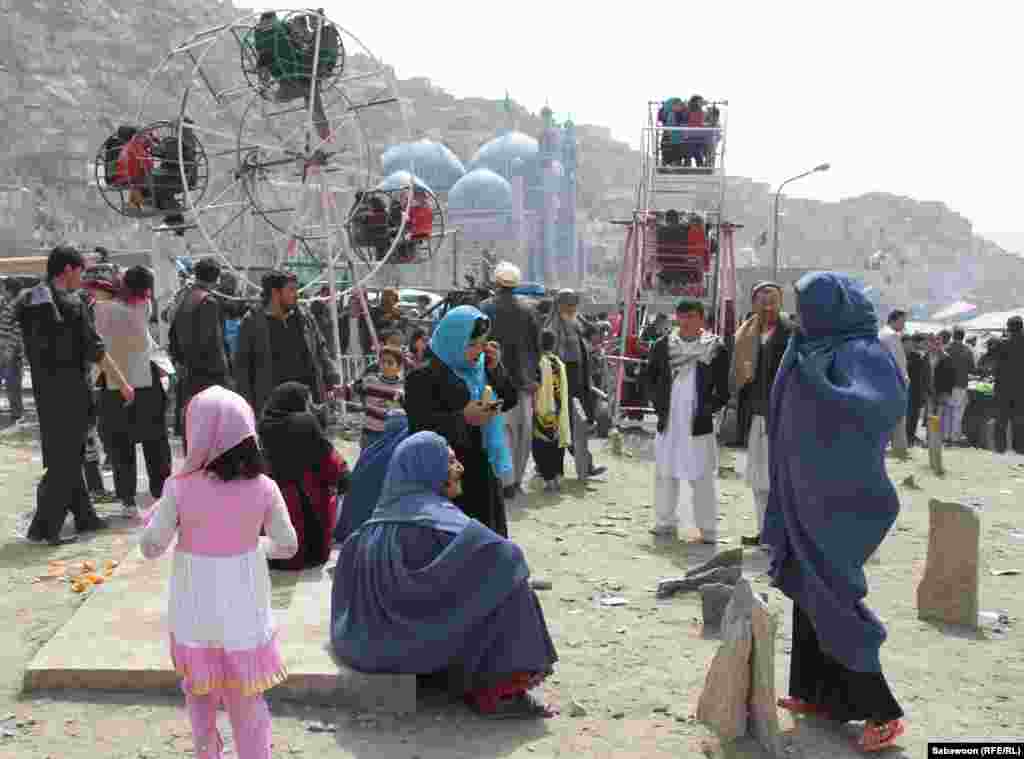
{"left": 428, "top": 305, "right": 512, "bottom": 479}
{"left": 332, "top": 411, "right": 409, "bottom": 545}
{"left": 330, "top": 431, "right": 556, "bottom": 678}
{"left": 762, "top": 272, "right": 907, "bottom": 673}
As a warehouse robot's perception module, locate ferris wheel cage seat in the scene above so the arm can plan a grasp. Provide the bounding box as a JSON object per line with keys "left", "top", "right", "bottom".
{"left": 241, "top": 10, "right": 346, "bottom": 101}
{"left": 94, "top": 120, "right": 209, "bottom": 219}
{"left": 345, "top": 186, "right": 444, "bottom": 265}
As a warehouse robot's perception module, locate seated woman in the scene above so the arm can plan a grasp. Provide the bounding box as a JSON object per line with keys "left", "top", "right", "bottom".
{"left": 403, "top": 305, "right": 516, "bottom": 537}
{"left": 258, "top": 382, "right": 350, "bottom": 570}
{"left": 330, "top": 431, "right": 558, "bottom": 718}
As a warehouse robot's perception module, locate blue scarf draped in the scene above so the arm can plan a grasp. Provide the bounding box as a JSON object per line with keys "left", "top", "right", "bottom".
{"left": 762, "top": 272, "right": 907, "bottom": 673}
{"left": 661, "top": 98, "right": 686, "bottom": 144}
{"left": 332, "top": 411, "right": 409, "bottom": 545}
{"left": 330, "top": 431, "right": 529, "bottom": 673}
{"left": 428, "top": 305, "right": 512, "bottom": 478}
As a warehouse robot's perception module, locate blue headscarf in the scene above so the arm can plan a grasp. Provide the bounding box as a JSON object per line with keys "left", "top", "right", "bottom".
{"left": 365, "top": 431, "right": 470, "bottom": 532}
{"left": 427, "top": 305, "right": 512, "bottom": 478}
{"left": 762, "top": 272, "right": 907, "bottom": 673}
{"left": 661, "top": 97, "right": 686, "bottom": 144}
{"left": 332, "top": 411, "right": 410, "bottom": 545}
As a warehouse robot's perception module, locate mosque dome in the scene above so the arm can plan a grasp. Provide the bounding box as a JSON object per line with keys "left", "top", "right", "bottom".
{"left": 448, "top": 168, "right": 514, "bottom": 212}
{"left": 375, "top": 170, "right": 434, "bottom": 194}
{"left": 469, "top": 132, "right": 539, "bottom": 180}
{"left": 380, "top": 139, "right": 465, "bottom": 193}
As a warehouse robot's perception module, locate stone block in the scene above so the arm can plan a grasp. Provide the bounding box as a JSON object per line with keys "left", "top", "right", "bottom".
{"left": 917, "top": 499, "right": 980, "bottom": 628}
{"left": 701, "top": 583, "right": 733, "bottom": 633}
{"left": 748, "top": 588, "right": 782, "bottom": 757}
{"left": 698, "top": 580, "right": 782, "bottom": 756}
{"left": 657, "top": 565, "right": 742, "bottom": 599}
{"left": 686, "top": 547, "right": 744, "bottom": 577}
{"left": 696, "top": 585, "right": 752, "bottom": 740}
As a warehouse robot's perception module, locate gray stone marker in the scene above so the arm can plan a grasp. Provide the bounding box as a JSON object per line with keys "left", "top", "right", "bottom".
{"left": 657, "top": 564, "right": 741, "bottom": 599}
{"left": 697, "top": 579, "right": 782, "bottom": 756}
{"left": 686, "top": 547, "right": 744, "bottom": 577}
{"left": 748, "top": 587, "right": 782, "bottom": 756}
{"left": 917, "top": 499, "right": 980, "bottom": 628}
{"left": 696, "top": 582, "right": 752, "bottom": 740}
{"left": 701, "top": 583, "right": 734, "bottom": 633}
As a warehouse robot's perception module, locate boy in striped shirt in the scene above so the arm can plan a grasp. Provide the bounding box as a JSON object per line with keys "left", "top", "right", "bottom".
{"left": 344, "top": 346, "right": 405, "bottom": 449}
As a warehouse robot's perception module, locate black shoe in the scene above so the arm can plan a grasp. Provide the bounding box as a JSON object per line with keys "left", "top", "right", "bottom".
{"left": 502, "top": 485, "right": 518, "bottom": 500}
{"left": 76, "top": 518, "right": 110, "bottom": 534}
{"left": 741, "top": 534, "right": 761, "bottom": 547}
{"left": 586, "top": 466, "right": 607, "bottom": 478}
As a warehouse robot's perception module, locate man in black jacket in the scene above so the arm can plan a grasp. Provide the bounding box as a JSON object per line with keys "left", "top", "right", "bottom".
{"left": 17, "top": 246, "right": 134, "bottom": 545}
{"left": 169, "top": 258, "right": 232, "bottom": 451}
{"left": 991, "top": 316, "right": 1024, "bottom": 454}
{"left": 646, "top": 298, "right": 730, "bottom": 544}
{"left": 479, "top": 262, "right": 541, "bottom": 499}
{"left": 234, "top": 270, "right": 340, "bottom": 420}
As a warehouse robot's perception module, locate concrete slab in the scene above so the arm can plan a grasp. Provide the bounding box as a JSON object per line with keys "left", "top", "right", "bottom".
{"left": 24, "top": 546, "right": 416, "bottom": 713}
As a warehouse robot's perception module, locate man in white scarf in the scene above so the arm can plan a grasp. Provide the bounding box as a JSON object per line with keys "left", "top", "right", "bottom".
{"left": 645, "top": 299, "right": 730, "bottom": 543}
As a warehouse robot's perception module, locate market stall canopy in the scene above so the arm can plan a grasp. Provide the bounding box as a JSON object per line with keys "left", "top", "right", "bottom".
{"left": 959, "top": 309, "right": 1024, "bottom": 332}
{"left": 931, "top": 301, "right": 977, "bottom": 321}
{"left": 904, "top": 321, "right": 946, "bottom": 335}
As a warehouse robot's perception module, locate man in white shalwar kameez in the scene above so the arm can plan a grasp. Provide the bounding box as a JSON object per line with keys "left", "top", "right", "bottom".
{"left": 645, "top": 299, "right": 730, "bottom": 543}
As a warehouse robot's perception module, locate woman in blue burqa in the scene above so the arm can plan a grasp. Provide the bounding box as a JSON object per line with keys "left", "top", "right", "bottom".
{"left": 330, "top": 431, "right": 558, "bottom": 718}
{"left": 403, "top": 305, "right": 515, "bottom": 537}
{"left": 763, "top": 272, "right": 907, "bottom": 753}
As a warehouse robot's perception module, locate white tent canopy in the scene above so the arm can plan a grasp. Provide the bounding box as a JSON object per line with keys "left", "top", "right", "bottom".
{"left": 959, "top": 309, "right": 1024, "bottom": 332}
{"left": 931, "top": 301, "right": 977, "bottom": 321}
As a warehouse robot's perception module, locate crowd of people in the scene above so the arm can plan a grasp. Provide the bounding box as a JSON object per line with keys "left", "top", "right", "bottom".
{"left": 15, "top": 245, "right": 1024, "bottom": 756}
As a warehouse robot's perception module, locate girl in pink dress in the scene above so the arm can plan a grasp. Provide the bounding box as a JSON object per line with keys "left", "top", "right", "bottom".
{"left": 141, "top": 385, "right": 297, "bottom": 759}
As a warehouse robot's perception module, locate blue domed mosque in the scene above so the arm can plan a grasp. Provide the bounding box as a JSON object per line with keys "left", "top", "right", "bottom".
{"left": 380, "top": 99, "right": 583, "bottom": 289}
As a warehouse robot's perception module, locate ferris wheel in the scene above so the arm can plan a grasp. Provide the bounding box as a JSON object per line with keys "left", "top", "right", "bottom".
{"left": 93, "top": 8, "right": 422, "bottom": 297}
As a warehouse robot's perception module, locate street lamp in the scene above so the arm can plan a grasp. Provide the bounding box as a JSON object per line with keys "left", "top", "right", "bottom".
{"left": 771, "top": 163, "right": 830, "bottom": 280}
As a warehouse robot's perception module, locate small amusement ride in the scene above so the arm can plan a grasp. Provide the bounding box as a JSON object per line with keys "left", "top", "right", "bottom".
{"left": 91, "top": 8, "right": 443, "bottom": 356}
{"left": 608, "top": 97, "right": 739, "bottom": 425}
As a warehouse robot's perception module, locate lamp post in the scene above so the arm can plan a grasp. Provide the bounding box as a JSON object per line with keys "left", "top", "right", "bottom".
{"left": 771, "top": 163, "right": 830, "bottom": 281}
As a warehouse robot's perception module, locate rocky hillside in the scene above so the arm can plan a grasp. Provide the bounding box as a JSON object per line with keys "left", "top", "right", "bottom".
{"left": 1, "top": 0, "right": 1021, "bottom": 313}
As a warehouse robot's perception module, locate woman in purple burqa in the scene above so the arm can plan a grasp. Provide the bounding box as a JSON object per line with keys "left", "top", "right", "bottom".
{"left": 330, "top": 431, "right": 557, "bottom": 718}
{"left": 763, "top": 272, "right": 906, "bottom": 752}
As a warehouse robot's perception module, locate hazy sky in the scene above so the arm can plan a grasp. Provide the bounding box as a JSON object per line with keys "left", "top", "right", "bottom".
{"left": 270, "top": 0, "right": 1021, "bottom": 253}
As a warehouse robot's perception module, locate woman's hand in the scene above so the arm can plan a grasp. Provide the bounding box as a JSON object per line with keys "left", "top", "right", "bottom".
{"left": 463, "top": 399, "right": 499, "bottom": 427}
{"left": 483, "top": 341, "right": 501, "bottom": 370}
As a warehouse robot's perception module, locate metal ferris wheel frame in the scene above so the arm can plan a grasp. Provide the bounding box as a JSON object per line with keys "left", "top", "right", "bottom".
{"left": 131, "top": 11, "right": 419, "bottom": 279}
{"left": 125, "top": 8, "right": 426, "bottom": 358}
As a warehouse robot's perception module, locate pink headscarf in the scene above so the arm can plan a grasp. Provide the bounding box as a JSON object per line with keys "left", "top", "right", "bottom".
{"left": 177, "top": 385, "right": 257, "bottom": 478}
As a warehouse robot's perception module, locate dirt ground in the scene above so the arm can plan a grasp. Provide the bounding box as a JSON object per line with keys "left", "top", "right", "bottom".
{"left": 0, "top": 428, "right": 1021, "bottom": 759}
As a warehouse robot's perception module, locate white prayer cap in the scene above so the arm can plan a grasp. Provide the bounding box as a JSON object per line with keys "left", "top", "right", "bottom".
{"left": 494, "top": 262, "right": 522, "bottom": 288}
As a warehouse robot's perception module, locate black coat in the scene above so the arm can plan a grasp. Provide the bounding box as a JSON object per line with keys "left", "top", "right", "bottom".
{"left": 234, "top": 306, "right": 340, "bottom": 417}
{"left": 992, "top": 334, "right": 1024, "bottom": 401}
{"left": 169, "top": 286, "right": 231, "bottom": 390}
{"left": 403, "top": 355, "right": 517, "bottom": 537}
{"left": 646, "top": 336, "right": 730, "bottom": 436}
{"left": 906, "top": 350, "right": 931, "bottom": 408}
{"left": 480, "top": 290, "right": 541, "bottom": 392}
{"left": 746, "top": 320, "right": 792, "bottom": 421}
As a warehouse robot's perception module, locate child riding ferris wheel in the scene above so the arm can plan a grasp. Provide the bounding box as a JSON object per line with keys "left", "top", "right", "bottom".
{"left": 608, "top": 94, "right": 739, "bottom": 425}
{"left": 92, "top": 8, "right": 444, "bottom": 306}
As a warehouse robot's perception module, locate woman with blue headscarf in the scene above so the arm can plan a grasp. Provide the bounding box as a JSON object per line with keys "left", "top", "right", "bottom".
{"left": 403, "top": 305, "right": 516, "bottom": 537}
{"left": 330, "top": 431, "right": 557, "bottom": 718}
{"left": 763, "top": 272, "right": 907, "bottom": 752}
